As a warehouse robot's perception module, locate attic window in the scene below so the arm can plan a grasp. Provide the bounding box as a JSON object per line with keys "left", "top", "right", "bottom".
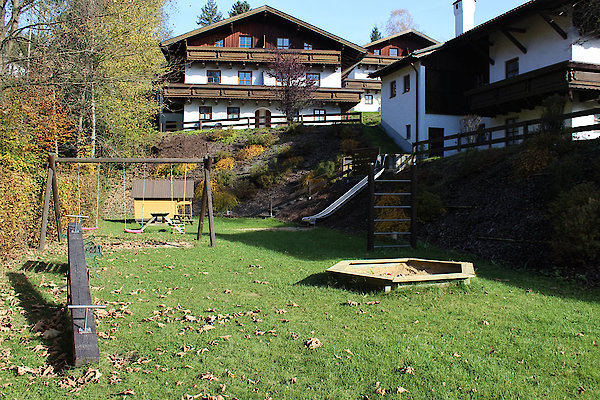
{"left": 373, "top": 49, "right": 380, "bottom": 55}
{"left": 389, "top": 48, "right": 399, "bottom": 57}
{"left": 239, "top": 36, "right": 252, "bottom": 48}
{"left": 304, "top": 42, "right": 313, "bottom": 50}
{"left": 277, "top": 38, "right": 290, "bottom": 49}
{"left": 215, "top": 39, "right": 224, "bottom": 47}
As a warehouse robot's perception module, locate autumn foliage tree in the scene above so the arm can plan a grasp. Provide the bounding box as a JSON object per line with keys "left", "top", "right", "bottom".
{"left": 385, "top": 9, "right": 416, "bottom": 35}
{"left": 267, "top": 50, "right": 317, "bottom": 124}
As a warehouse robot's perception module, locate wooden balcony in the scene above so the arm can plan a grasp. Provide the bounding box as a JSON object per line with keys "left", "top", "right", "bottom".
{"left": 467, "top": 61, "right": 600, "bottom": 116}
{"left": 186, "top": 46, "right": 342, "bottom": 66}
{"left": 164, "top": 83, "right": 362, "bottom": 103}
{"left": 359, "top": 55, "right": 399, "bottom": 67}
{"left": 343, "top": 79, "right": 382, "bottom": 91}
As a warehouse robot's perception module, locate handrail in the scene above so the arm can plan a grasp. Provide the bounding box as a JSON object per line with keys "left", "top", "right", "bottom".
{"left": 414, "top": 107, "right": 600, "bottom": 156}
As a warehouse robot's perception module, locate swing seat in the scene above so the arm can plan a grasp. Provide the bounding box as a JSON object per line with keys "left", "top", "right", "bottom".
{"left": 124, "top": 228, "right": 144, "bottom": 234}
{"left": 82, "top": 227, "right": 99, "bottom": 231}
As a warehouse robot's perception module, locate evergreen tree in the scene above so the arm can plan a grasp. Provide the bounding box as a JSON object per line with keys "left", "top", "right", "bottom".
{"left": 370, "top": 26, "right": 383, "bottom": 42}
{"left": 229, "top": 1, "right": 250, "bottom": 17}
{"left": 197, "top": 0, "right": 223, "bottom": 26}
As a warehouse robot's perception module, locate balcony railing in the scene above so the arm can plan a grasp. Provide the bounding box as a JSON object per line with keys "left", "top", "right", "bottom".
{"left": 186, "top": 46, "right": 342, "bottom": 65}
{"left": 467, "top": 61, "right": 600, "bottom": 116}
{"left": 343, "top": 79, "right": 382, "bottom": 91}
{"left": 359, "top": 55, "right": 399, "bottom": 66}
{"left": 164, "top": 83, "right": 363, "bottom": 103}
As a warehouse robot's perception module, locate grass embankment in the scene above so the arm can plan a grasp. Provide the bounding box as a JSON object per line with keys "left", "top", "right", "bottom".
{"left": 1, "top": 218, "right": 599, "bottom": 399}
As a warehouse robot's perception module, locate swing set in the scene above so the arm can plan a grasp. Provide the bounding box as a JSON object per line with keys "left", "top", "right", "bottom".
{"left": 38, "top": 154, "right": 216, "bottom": 251}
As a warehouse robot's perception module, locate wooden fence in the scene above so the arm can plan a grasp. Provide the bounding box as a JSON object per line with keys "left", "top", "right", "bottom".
{"left": 414, "top": 107, "right": 600, "bottom": 158}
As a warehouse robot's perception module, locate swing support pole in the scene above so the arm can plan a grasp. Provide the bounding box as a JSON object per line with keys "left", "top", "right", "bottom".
{"left": 197, "top": 157, "right": 215, "bottom": 247}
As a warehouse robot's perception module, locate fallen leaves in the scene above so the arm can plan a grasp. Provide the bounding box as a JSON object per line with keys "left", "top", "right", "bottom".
{"left": 305, "top": 338, "right": 322, "bottom": 350}
{"left": 58, "top": 368, "right": 102, "bottom": 391}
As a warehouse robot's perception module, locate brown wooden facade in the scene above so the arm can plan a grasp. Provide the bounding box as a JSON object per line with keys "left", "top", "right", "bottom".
{"left": 186, "top": 46, "right": 342, "bottom": 66}
{"left": 164, "top": 83, "right": 362, "bottom": 103}
{"left": 364, "top": 30, "right": 439, "bottom": 59}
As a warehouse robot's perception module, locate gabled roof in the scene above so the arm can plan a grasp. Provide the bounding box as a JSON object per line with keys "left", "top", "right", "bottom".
{"left": 161, "top": 5, "right": 366, "bottom": 55}
{"left": 368, "top": 43, "right": 444, "bottom": 78}
{"left": 363, "top": 29, "right": 439, "bottom": 49}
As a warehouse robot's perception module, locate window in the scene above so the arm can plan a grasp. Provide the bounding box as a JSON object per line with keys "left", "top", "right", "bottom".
{"left": 506, "top": 118, "right": 519, "bottom": 145}
{"left": 389, "top": 48, "right": 399, "bottom": 57}
{"left": 275, "top": 78, "right": 284, "bottom": 86}
{"left": 227, "top": 107, "right": 240, "bottom": 120}
{"left": 215, "top": 39, "right": 224, "bottom": 47}
{"left": 239, "top": 36, "right": 252, "bottom": 48}
{"left": 238, "top": 71, "right": 252, "bottom": 85}
{"left": 277, "top": 38, "right": 290, "bottom": 49}
{"left": 200, "top": 106, "right": 212, "bottom": 121}
{"left": 304, "top": 43, "right": 313, "bottom": 50}
{"left": 373, "top": 49, "right": 380, "bottom": 55}
{"left": 406, "top": 124, "right": 411, "bottom": 140}
{"left": 403, "top": 75, "right": 410, "bottom": 93}
{"left": 306, "top": 73, "right": 320, "bottom": 86}
{"left": 314, "top": 109, "right": 326, "bottom": 122}
{"left": 365, "top": 94, "right": 373, "bottom": 105}
{"left": 506, "top": 58, "right": 519, "bottom": 78}
{"left": 207, "top": 70, "right": 221, "bottom": 84}
{"left": 390, "top": 80, "right": 397, "bottom": 98}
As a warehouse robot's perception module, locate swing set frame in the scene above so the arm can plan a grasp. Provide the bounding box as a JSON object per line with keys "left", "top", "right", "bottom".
{"left": 38, "top": 154, "right": 217, "bottom": 251}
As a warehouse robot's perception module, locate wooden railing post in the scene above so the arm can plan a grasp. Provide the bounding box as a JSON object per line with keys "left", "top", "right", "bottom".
{"left": 367, "top": 163, "right": 375, "bottom": 252}
{"left": 410, "top": 146, "right": 417, "bottom": 249}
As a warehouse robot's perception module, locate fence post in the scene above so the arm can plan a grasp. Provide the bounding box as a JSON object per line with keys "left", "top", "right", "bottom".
{"left": 49, "top": 154, "right": 63, "bottom": 242}
{"left": 367, "top": 163, "right": 375, "bottom": 252}
{"left": 457, "top": 132, "right": 462, "bottom": 153}
{"left": 488, "top": 129, "right": 493, "bottom": 149}
{"left": 360, "top": 112, "right": 364, "bottom": 125}
{"left": 307, "top": 181, "right": 312, "bottom": 200}
{"left": 410, "top": 146, "right": 417, "bottom": 249}
{"left": 523, "top": 122, "right": 529, "bottom": 141}
{"left": 269, "top": 195, "right": 273, "bottom": 217}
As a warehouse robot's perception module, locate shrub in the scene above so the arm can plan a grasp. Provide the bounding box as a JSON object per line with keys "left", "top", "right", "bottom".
{"left": 214, "top": 157, "right": 235, "bottom": 171}
{"left": 214, "top": 170, "right": 234, "bottom": 188}
{"left": 340, "top": 139, "right": 361, "bottom": 154}
{"left": 548, "top": 182, "right": 600, "bottom": 276}
{"left": 417, "top": 190, "right": 446, "bottom": 223}
{"left": 215, "top": 150, "right": 232, "bottom": 161}
{"left": 250, "top": 165, "right": 274, "bottom": 189}
{"left": 247, "top": 132, "right": 278, "bottom": 147}
{"left": 233, "top": 179, "right": 257, "bottom": 201}
{"left": 375, "top": 194, "right": 410, "bottom": 234}
{"left": 514, "top": 146, "right": 553, "bottom": 179}
{"left": 0, "top": 166, "right": 37, "bottom": 258}
{"left": 209, "top": 128, "right": 237, "bottom": 144}
{"left": 279, "top": 156, "right": 304, "bottom": 171}
{"left": 236, "top": 145, "right": 265, "bottom": 161}
{"left": 212, "top": 190, "right": 240, "bottom": 212}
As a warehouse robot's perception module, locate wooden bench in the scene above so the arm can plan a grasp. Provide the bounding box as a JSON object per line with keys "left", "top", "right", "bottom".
{"left": 67, "top": 223, "right": 104, "bottom": 367}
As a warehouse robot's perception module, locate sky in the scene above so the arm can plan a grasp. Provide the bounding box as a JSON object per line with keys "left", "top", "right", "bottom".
{"left": 164, "top": 0, "right": 532, "bottom": 45}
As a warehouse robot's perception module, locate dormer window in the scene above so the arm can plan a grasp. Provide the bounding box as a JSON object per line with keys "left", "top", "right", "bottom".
{"left": 239, "top": 36, "right": 252, "bottom": 48}
{"left": 389, "top": 48, "right": 399, "bottom": 57}
{"left": 215, "top": 39, "right": 224, "bottom": 47}
{"left": 277, "top": 38, "right": 290, "bottom": 49}
{"left": 373, "top": 49, "right": 380, "bottom": 55}
{"left": 304, "top": 43, "right": 313, "bottom": 50}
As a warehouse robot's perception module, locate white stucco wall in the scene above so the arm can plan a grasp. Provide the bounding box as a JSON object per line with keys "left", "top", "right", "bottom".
{"left": 352, "top": 92, "right": 381, "bottom": 112}
{"left": 347, "top": 65, "right": 380, "bottom": 81}
{"left": 572, "top": 37, "right": 600, "bottom": 64}
{"left": 489, "top": 14, "right": 574, "bottom": 83}
{"left": 185, "top": 63, "right": 342, "bottom": 88}
{"left": 182, "top": 100, "right": 342, "bottom": 129}
{"left": 380, "top": 62, "right": 467, "bottom": 155}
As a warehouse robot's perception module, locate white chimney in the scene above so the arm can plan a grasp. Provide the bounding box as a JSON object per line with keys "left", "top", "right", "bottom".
{"left": 454, "top": 0, "right": 476, "bottom": 37}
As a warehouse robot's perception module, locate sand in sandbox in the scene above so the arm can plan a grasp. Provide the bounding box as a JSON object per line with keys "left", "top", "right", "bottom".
{"left": 355, "top": 263, "right": 429, "bottom": 277}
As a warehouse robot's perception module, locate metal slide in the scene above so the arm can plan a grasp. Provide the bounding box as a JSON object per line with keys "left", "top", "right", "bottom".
{"left": 302, "top": 167, "right": 385, "bottom": 225}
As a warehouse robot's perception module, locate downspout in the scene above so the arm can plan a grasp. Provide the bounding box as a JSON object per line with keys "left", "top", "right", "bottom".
{"left": 408, "top": 61, "right": 419, "bottom": 249}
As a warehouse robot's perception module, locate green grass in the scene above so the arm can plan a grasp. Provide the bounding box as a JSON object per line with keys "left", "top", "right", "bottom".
{"left": 2, "top": 218, "right": 599, "bottom": 399}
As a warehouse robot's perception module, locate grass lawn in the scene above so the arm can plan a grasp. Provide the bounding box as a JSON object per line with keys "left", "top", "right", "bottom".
{"left": 1, "top": 217, "right": 599, "bottom": 399}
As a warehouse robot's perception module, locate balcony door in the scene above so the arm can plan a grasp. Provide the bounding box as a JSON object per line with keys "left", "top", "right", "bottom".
{"left": 255, "top": 109, "right": 271, "bottom": 128}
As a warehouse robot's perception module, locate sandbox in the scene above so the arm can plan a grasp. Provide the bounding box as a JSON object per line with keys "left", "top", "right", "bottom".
{"left": 327, "top": 258, "right": 475, "bottom": 291}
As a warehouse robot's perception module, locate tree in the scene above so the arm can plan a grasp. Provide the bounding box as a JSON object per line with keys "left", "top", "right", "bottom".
{"left": 267, "top": 50, "right": 317, "bottom": 124}
{"left": 197, "top": 0, "right": 223, "bottom": 26}
{"left": 385, "top": 9, "right": 415, "bottom": 35}
{"left": 573, "top": 0, "right": 600, "bottom": 40}
{"left": 370, "top": 26, "right": 383, "bottom": 42}
{"left": 229, "top": 1, "right": 250, "bottom": 17}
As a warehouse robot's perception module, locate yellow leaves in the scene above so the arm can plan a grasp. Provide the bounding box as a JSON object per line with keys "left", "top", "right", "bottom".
{"left": 305, "top": 338, "right": 322, "bottom": 350}
{"left": 236, "top": 145, "right": 265, "bottom": 161}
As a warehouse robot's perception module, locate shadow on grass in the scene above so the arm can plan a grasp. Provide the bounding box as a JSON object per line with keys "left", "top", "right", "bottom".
{"left": 296, "top": 272, "right": 385, "bottom": 294}
{"left": 7, "top": 272, "right": 72, "bottom": 371}
{"left": 22, "top": 260, "right": 68, "bottom": 274}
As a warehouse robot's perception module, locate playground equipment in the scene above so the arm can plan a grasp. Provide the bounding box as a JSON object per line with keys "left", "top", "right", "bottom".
{"left": 67, "top": 222, "right": 105, "bottom": 366}
{"left": 328, "top": 258, "right": 475, "bottom": 292}
{"left": 38, "top": 155, "right": 217, "bottom": 250}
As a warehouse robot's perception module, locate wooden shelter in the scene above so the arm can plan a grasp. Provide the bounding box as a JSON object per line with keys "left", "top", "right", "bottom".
{"left": 131, "top": 179, "right": 194, "bottom": 222}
